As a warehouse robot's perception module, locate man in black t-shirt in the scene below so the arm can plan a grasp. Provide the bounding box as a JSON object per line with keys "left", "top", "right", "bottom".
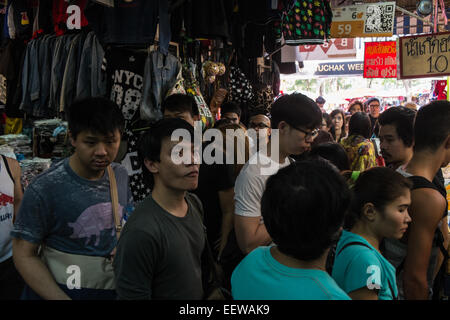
{"left": 114, "top": 118, "right": 205, "bottom": 300}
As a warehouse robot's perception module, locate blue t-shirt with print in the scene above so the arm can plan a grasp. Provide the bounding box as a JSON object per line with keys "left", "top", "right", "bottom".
{"left": 231, "top": 246, "right": 351, "bottom": 300}
{"left": 332, "top": 230, "right": 398, "bottom": 300}
{"left": 11, "top": 158, "right": 134, "bottom": 257}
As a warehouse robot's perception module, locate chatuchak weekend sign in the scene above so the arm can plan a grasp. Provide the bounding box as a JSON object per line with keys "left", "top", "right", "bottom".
{"left": 364, "top": 41, "right": 397, "bottom": 78}
{"left": 399, "top": 31, "right": 450, "bottom": 79}
{"left": 314, "top": 61, "right": 364, "bottom": 77}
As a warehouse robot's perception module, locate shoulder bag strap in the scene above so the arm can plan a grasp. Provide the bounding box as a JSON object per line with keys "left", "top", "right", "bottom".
{"left": 337, "top": 241, "right": 398, "bottom": 300}
{"left": 107, "top": 165, "right": 121, "bottom": 241}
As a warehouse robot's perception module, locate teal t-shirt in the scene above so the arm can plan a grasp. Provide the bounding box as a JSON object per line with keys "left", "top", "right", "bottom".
{"left": 332, "top": 230, "right": 398, "bottom": 300}
{"left": 231, "top": 246, "right": 351, "bottom": 300}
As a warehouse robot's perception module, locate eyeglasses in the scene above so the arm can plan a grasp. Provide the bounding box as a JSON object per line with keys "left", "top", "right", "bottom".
{"left": 290, "top": 125, "right": 320, "bottom": 139}
{"left": 369, "top": 104, "right": 380, "bottom": 108}
{"left": 249, "top": 122, "right": 270, "bottom": 129}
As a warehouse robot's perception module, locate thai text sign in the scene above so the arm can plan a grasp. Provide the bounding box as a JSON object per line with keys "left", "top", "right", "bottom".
{"left": 364, "top": 41, "right": 397, "bottom": 78}
{"left": 314, "top": 61, "right": 364, "bottom": 77}
{"left": 331, "top": 1, "right": 396, "bottom": 38}
{"left": 399, "top": 32, "right": 450, "bottom": 79}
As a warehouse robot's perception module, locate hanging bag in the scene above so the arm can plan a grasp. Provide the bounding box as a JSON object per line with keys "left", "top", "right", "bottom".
{"left": 39, "top": 166, "right": 121, "bottom": 294}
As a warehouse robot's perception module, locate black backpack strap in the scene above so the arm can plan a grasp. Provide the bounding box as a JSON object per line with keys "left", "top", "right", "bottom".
{"left": 1, "top": 155, "right": 14, "bottom": 184}
{"left": 337, "top": 241, "right": 372, "bottom": 256}
{"left": 337, "top": 241, "right": 398, "bottom": 300}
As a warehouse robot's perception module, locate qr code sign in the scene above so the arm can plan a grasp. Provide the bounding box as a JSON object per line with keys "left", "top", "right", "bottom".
{"left": 365, "top": 4, "right": 394, "bottom": 34}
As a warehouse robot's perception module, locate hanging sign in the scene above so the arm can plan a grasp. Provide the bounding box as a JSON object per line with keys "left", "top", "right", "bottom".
{"left": 364, "top": 41, "right": 397, "bottom": 78}
{"left": 314, "top": 61, "right": 364, "bottom": 77}
{"left": 281, "top": 38, "right": 356, "bottom": 62}
{"left": 399, "top": 32, "right": 450, "bottom": 79}
{"left": 330, "top": 1, "right": 396, "bottom": 38}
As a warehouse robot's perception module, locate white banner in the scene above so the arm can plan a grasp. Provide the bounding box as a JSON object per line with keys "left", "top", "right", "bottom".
{"left": 281, "top": 38, "right": 357, "bottom": 62}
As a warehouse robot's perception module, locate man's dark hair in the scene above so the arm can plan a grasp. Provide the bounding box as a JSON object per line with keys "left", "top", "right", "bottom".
{"left": 220, "top": 102, "right": 242, "bottom": 118}
{"left": 138, "top": 118, "right": 195, "bottom": 188}
{"left": 316, "top": 96, "right": 326, "bottom": 104}
{"left": 161, "top": 93, "right": 199, "bottom": 117}
{"left": 270, "top": 93, "right": 322, "bottom": 130}
{"left": 344, "top": 167, "right": 412, "bottom": 229}
{"left": 67, "top": 97, "right": 125, "bottom": 140}
{"left": 309, "top": 142, "right": 350, "bottom": 171}
{"left": 366, "top": 97, "right": 380, "bottom": 106}
{"left": 414, "top": 100, "right": 450, "bottom": 152}
{"left": 261, "top": 159, "right": 351, "bottom": 261}
{"left": 378, "top": 106, "right": 416, "bottom": 147}
{"left": 348, "top": 112, "right": 371, "bottom": 139}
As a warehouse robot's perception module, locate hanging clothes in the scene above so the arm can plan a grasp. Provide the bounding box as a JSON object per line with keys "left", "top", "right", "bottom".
{"left": 276, "top": 0, "right": 332, "bottom": 46}
{"left": 140, "top": 50, "right": 181, "bottom": 122}
{"left": 105, "top": 47, "right": 147, "bottom": 122}
{"left": 76, "top": 31, "right": 107, "bottom": 101}
{"left": 0, "top": 39, "right": 26, "bottom": 118}
{"left": 84, "top": 0, "right": 171, "bottom": 54}
{"left": 104, "top": 46, "right": 150, "bottom": 203}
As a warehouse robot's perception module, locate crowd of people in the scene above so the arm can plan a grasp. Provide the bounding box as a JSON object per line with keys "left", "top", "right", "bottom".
{"left": 0, "top": 92, "right": 449, "bottom": 301}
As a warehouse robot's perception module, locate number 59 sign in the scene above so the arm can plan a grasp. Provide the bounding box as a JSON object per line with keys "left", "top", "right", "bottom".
{"left": 330, "top": 1, "right": 396, "bottom": 38}
{"left": 399, "top": 31, "right": 450, "bottom": 79}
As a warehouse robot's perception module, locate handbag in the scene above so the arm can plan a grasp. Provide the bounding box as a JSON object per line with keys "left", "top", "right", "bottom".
{"left": 40, "top": 165, "right": 121, "bottom": 292}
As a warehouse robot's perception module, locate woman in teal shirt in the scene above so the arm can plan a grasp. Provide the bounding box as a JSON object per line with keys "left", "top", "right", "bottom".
{"left": 332, "top": 167, "right": 412, "bottom": 300}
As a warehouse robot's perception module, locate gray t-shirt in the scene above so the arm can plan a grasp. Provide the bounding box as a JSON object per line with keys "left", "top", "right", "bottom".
{"left": 113, "top": 192, "right": 205, "bottom": 300}
{"left": 11, "top": 158, "right": 133, "bottom": 257}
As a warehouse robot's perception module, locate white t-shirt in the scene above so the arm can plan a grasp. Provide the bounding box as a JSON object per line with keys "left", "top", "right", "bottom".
{"left": 234, "top": 152, "right": 290, "bottom": 221}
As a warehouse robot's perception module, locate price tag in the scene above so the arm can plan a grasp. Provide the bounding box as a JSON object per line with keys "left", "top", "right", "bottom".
{"left": 330, "top": 21, "right": 364, "bottom": 38}
{"left": 331, "top": 2, "right": 396, "bottom": 38}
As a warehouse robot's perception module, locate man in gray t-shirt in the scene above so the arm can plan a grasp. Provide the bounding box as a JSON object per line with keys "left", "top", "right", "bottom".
{"left": 114, "top": 118, "right": 205, "bottom": 300}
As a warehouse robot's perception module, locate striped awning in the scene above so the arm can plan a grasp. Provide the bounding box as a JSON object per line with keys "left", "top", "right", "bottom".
{"left": 394, "top": 9, "right": 450, "bottom": 35}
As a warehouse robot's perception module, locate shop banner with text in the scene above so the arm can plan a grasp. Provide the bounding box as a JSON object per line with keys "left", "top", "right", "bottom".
{"left": 281, "top": 38, "right": 357, "bottom": 62}
{"left": 331, "top": 1, "right": 396, "bottom": 38}
{"left": 364, "top": 41, "right": 397, "bottom": 78}
{"left": 314, "top": 61, "right": 364, "bottom": 77}
{"left": 399, "top": 32, "right": 450, "bottom": 79}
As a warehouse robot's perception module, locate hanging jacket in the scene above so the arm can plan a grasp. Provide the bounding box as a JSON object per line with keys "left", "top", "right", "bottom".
{"left": 140, "top": 50, "right": 181, "bottom": 122}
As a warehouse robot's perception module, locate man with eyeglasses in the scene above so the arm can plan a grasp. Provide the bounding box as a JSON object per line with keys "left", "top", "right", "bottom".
{"left": 234, "top": 93, "right": 322, "bottom": 256}
{"left": 367, "top": 97, "right": 381, "bottom": 137}
{"left": 248, "top": 112, "right": 272, "bottom": 150}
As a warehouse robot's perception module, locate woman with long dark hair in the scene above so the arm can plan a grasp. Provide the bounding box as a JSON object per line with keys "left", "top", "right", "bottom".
{"left": 330, "top": 109, "right": 347, "bottom": 143}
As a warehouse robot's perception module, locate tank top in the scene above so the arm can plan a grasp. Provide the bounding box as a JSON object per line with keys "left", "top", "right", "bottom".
{"left": 0, "top": 156, "right": 15, "bottom": 263}
{"left": 383, "top": 167, "right": 443, "bottom": 299}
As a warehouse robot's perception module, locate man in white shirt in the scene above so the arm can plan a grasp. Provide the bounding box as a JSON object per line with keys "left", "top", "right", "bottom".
{"left": 234, "top": 93, "right": 322, "bottom": 255}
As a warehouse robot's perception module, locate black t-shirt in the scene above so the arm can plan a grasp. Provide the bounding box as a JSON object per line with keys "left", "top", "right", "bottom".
{"left": 194, "top": 144, "right": 236, "bottom": 251}
{"left": 0, "top": 39, "right": 26, "bottom": 118}
{"left": 113, "top": 193, "right": 205, "bottom": 300}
